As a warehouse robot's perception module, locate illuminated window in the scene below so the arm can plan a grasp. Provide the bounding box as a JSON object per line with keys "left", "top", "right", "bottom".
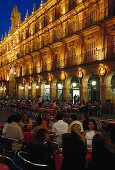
{"left": 87, "top": 42, "right": 96, "bottom": 57}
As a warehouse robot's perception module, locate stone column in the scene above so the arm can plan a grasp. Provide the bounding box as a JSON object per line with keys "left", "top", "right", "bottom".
{"left": 79, "top": 79, "right": 83, "bottom": 103}
{"left": 50, "top": 80, "right": 57, "bottom": 101}
{"left": 63, "top": 78, "right": 71, "bottom": 103}
{"left": 100, "top": 78, "right": 106, "bottom": 105}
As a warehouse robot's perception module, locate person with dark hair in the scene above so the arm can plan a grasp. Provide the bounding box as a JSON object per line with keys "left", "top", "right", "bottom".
{"left": 27, "top": 129, "right": 56, "bottom": 169}
{"left": 81, "top": 112, "right": 89, "bottom": 131}
{"left": 31, "top": 116, "right": 48, "bottom": 133}
{"left": 51, "top": 113, "right": 68, "bottom": 145}
{"left": 88, "top": 134, "right": 115, "bottom": 170}
{"left": 42, "top": 110, "right": 51, "bottom": 129}
{"left": 69, "top": 114, "right": 84, "bottom": 133}
{"left": 62, "top": 132, "right": 87, "bottom": 170}
{"left": 84, "top": 119, "right": 101, "bottom": 151}
{"left": 5, "top": 114, "right": 24, "bottom": 151}
{"left": 20, "top": 113, "right": 32, "bottom": 131}
{"left": 2, "top": 114, "right": 15, "bottom": 135}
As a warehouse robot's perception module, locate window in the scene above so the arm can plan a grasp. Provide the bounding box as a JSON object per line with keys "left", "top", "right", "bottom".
{"left": 87, "top": 9, "right": 96, "bottom": 26}
{"left": 69, "top": 0, "right": 77, "bottom": 11}
{"left": 87, "top": 42, "right": 96, "bottom": 56}
{"left": 55, "top": 7, "right": 61, "bottom": 20}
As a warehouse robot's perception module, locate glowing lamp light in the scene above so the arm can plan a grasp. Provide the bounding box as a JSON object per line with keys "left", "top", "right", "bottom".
{"left": 48, "top": 76, "right": 52, "bottom": 82}
{"left": 36, "top": 85, "right": 39, "bottom": 89}
{"left": 21, "top": 86, "right": 24, "bottom": 90}
{"left": 14, "top": 71, "right": 16, "bottom": 75}
{"left": 58, "top": 84, "right": 63, "bottom": 89}
{"left": 45, "top": 85, "right": 50, "bottom": 89}
{"left": 28, "top": 85, "right": 31, "bottom": 89}
{"left": 72, "top": 83, "right": 77, "bottom": 88}
{"left": 1, "top": 88, "right": 3, "bottom": 91}
{"left": 92, "top": 81, "right": 96, "bottom": 86}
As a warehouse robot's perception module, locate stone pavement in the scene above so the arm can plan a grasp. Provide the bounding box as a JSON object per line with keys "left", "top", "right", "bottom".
{"left": 0, "top": 108, "right": 115, "bottom": 125}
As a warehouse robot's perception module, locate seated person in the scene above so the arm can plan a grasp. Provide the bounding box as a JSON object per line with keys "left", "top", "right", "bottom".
{"left": 2, "top": 114, "right": 15, "bottom": 136}
{"left": 27, "top": 129, "right": 57, "bottom": 169}
{"left": 62, "top": 131, "right": 87, "bottom": 170}
{"left": 88, "top": 134, "right": 115, "bottom": 170}
{"left": 81, "top": 112, "right": 89, "bottom": 131}
{"left": 51, "top": 113, "right": 68, "bottom": 145}
{"left": 20, "top": 113, "right": 32, "bottom": 132}
{"left": 71, "top": 123, "right": 85, "bottom": 143}
{"left": 84, "top": 119, "right": 101, "bottom": 150}
{"left": 69, "top": 114, "right": 84, "bottom": 133}
{"left": 31, "top": 116, "right": 48, "bottom": 133}
{"left": 5, "top": 114, "right": 24, "bottom": 151}
{"left": 42, "top": 110, "right": 51, "bottom": 129}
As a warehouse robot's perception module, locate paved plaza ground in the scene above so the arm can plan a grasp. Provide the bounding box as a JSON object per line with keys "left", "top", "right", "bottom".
{"left": 0, "top": 108, "right": 115, "bottom": 125}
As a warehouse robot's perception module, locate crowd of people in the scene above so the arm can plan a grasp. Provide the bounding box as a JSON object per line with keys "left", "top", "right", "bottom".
{"left": 0, "top": 96, "right": 114, "bottom": 170}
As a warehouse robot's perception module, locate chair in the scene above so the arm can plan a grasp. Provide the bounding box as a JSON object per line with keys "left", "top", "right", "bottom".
{"left": 99, "top": 120, "right": 107, "bottom": 131}
{"left": 0, "top": 136, "right": 24, "bottom": 159}
{"left": 0, "top": 155, "right": 22, "bottom": 170}
{"left": 17, "top": 151, "right": 51, "bottom": 170}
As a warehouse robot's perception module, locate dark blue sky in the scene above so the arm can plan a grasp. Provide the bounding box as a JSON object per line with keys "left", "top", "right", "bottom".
{"left": 0, "top": 0, "right": 42, "bottom": 40}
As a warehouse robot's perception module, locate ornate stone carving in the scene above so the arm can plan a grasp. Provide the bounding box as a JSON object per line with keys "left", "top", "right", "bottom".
{"left": 10, "top": 5, "right": 21, "bottom": 34}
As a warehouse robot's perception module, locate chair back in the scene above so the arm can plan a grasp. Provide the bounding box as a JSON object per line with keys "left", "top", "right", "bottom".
{"left": 0, "top": 155, "right": 22, "bottom": 170}
{"left": 17, "top": 151, "right": 51, "bottom": 170}
{"left": 99, "top": 120, "right": 107, "bottom": 130}
{"left": 0, "top": 136, "right": 22, "bottom": 158}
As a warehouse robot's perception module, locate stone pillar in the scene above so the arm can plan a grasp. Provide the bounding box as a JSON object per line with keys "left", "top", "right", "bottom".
{"left": 63, "top": 78, "right": 71, "bottom": 103}
{"left": 79, "top": 79, "right": 83, "bottom": 103}
{"left": 100, "top": 78, "right": 106, "bottom": 105}
{"left": 50, "top": 80, "right": 57, "bottom": 101}
{"left": 41, "top": 81, "right": 45, "bottom": 99}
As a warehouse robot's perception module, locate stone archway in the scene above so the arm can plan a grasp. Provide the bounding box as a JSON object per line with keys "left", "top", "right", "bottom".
{"left": 106, "top": 71, "right": 115, "bottom": 105}
{"left": 70, "top": 75, "right": 79, "bottom": 104}
{"left": 82, "top": 74, "right": 91, "bottom": 102}
{"left": 83, "top": 73, "right": 100, "bottom": 103}
{"left": 18, "top": 83, "right": 24, "bottom": 99}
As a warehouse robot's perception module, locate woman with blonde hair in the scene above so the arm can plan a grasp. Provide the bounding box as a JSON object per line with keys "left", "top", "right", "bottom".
{"left": 71, "top": 123, "right": 85, "bottom": 143}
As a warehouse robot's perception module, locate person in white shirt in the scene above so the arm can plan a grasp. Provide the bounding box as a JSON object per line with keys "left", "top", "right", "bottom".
{"left": 6, "top": 114, "right": 24, "bottom": 151}
{"left": 2, "top": 114, "right": 15, "bottom": 136}
{"left": 84, "top": 119, "right": 101, "bottom": 150}
{"left": 51, "top": 113, "right": 68, "bottom": 145}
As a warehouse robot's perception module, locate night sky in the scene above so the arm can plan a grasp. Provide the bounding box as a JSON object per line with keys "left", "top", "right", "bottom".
{"left": 0, "top": 0, "right": 42, "bottom": 40}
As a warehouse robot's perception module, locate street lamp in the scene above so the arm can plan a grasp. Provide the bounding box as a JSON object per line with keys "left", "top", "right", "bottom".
{"left": 92, "top": 80, "right": 96, "bottom": 86}
{"left": 72, "top": 82, "right": 77, "bottom": 88}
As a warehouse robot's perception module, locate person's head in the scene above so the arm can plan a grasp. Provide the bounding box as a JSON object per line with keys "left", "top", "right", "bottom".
{"left": 81, "top": 112, "right": 89, "bottom": 121}
{"left": 71, "top": 124, "right": 81, "bottom": 134}
{"left": 35, "top": 129, "right": 49, "bottom": 143}
{"left": 88, "top": 119, "right": 97, "bottom": 131}
{"left": 22, "top": 113, "right": 29, "bottom": 123}
{"left": 7, "top": 114, "right": 16, "bottom": 124}
{"left": 56, "top": 113, "right": 64, "bottom": 121}
{"left": 92, "top": 134, "right": 105, "bottom": 158}
{"left": 43, "top": 110, "right": 50, "bottom": 120}
{"left": 36, "top": 116, "right": 42, "bottom": 125}
{"left": 14, "top": 114, "right": 22, "bottom": 123}
{"left": 70, "top": 114, "right": 77, "bottom": 121}
{"left": 110, "top": 125, "right": 115, "bottom": 144}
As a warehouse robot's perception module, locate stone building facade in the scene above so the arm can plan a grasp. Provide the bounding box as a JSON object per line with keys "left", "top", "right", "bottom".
{"left": 0, "top": 0, "right": 115, "bottom": 105}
